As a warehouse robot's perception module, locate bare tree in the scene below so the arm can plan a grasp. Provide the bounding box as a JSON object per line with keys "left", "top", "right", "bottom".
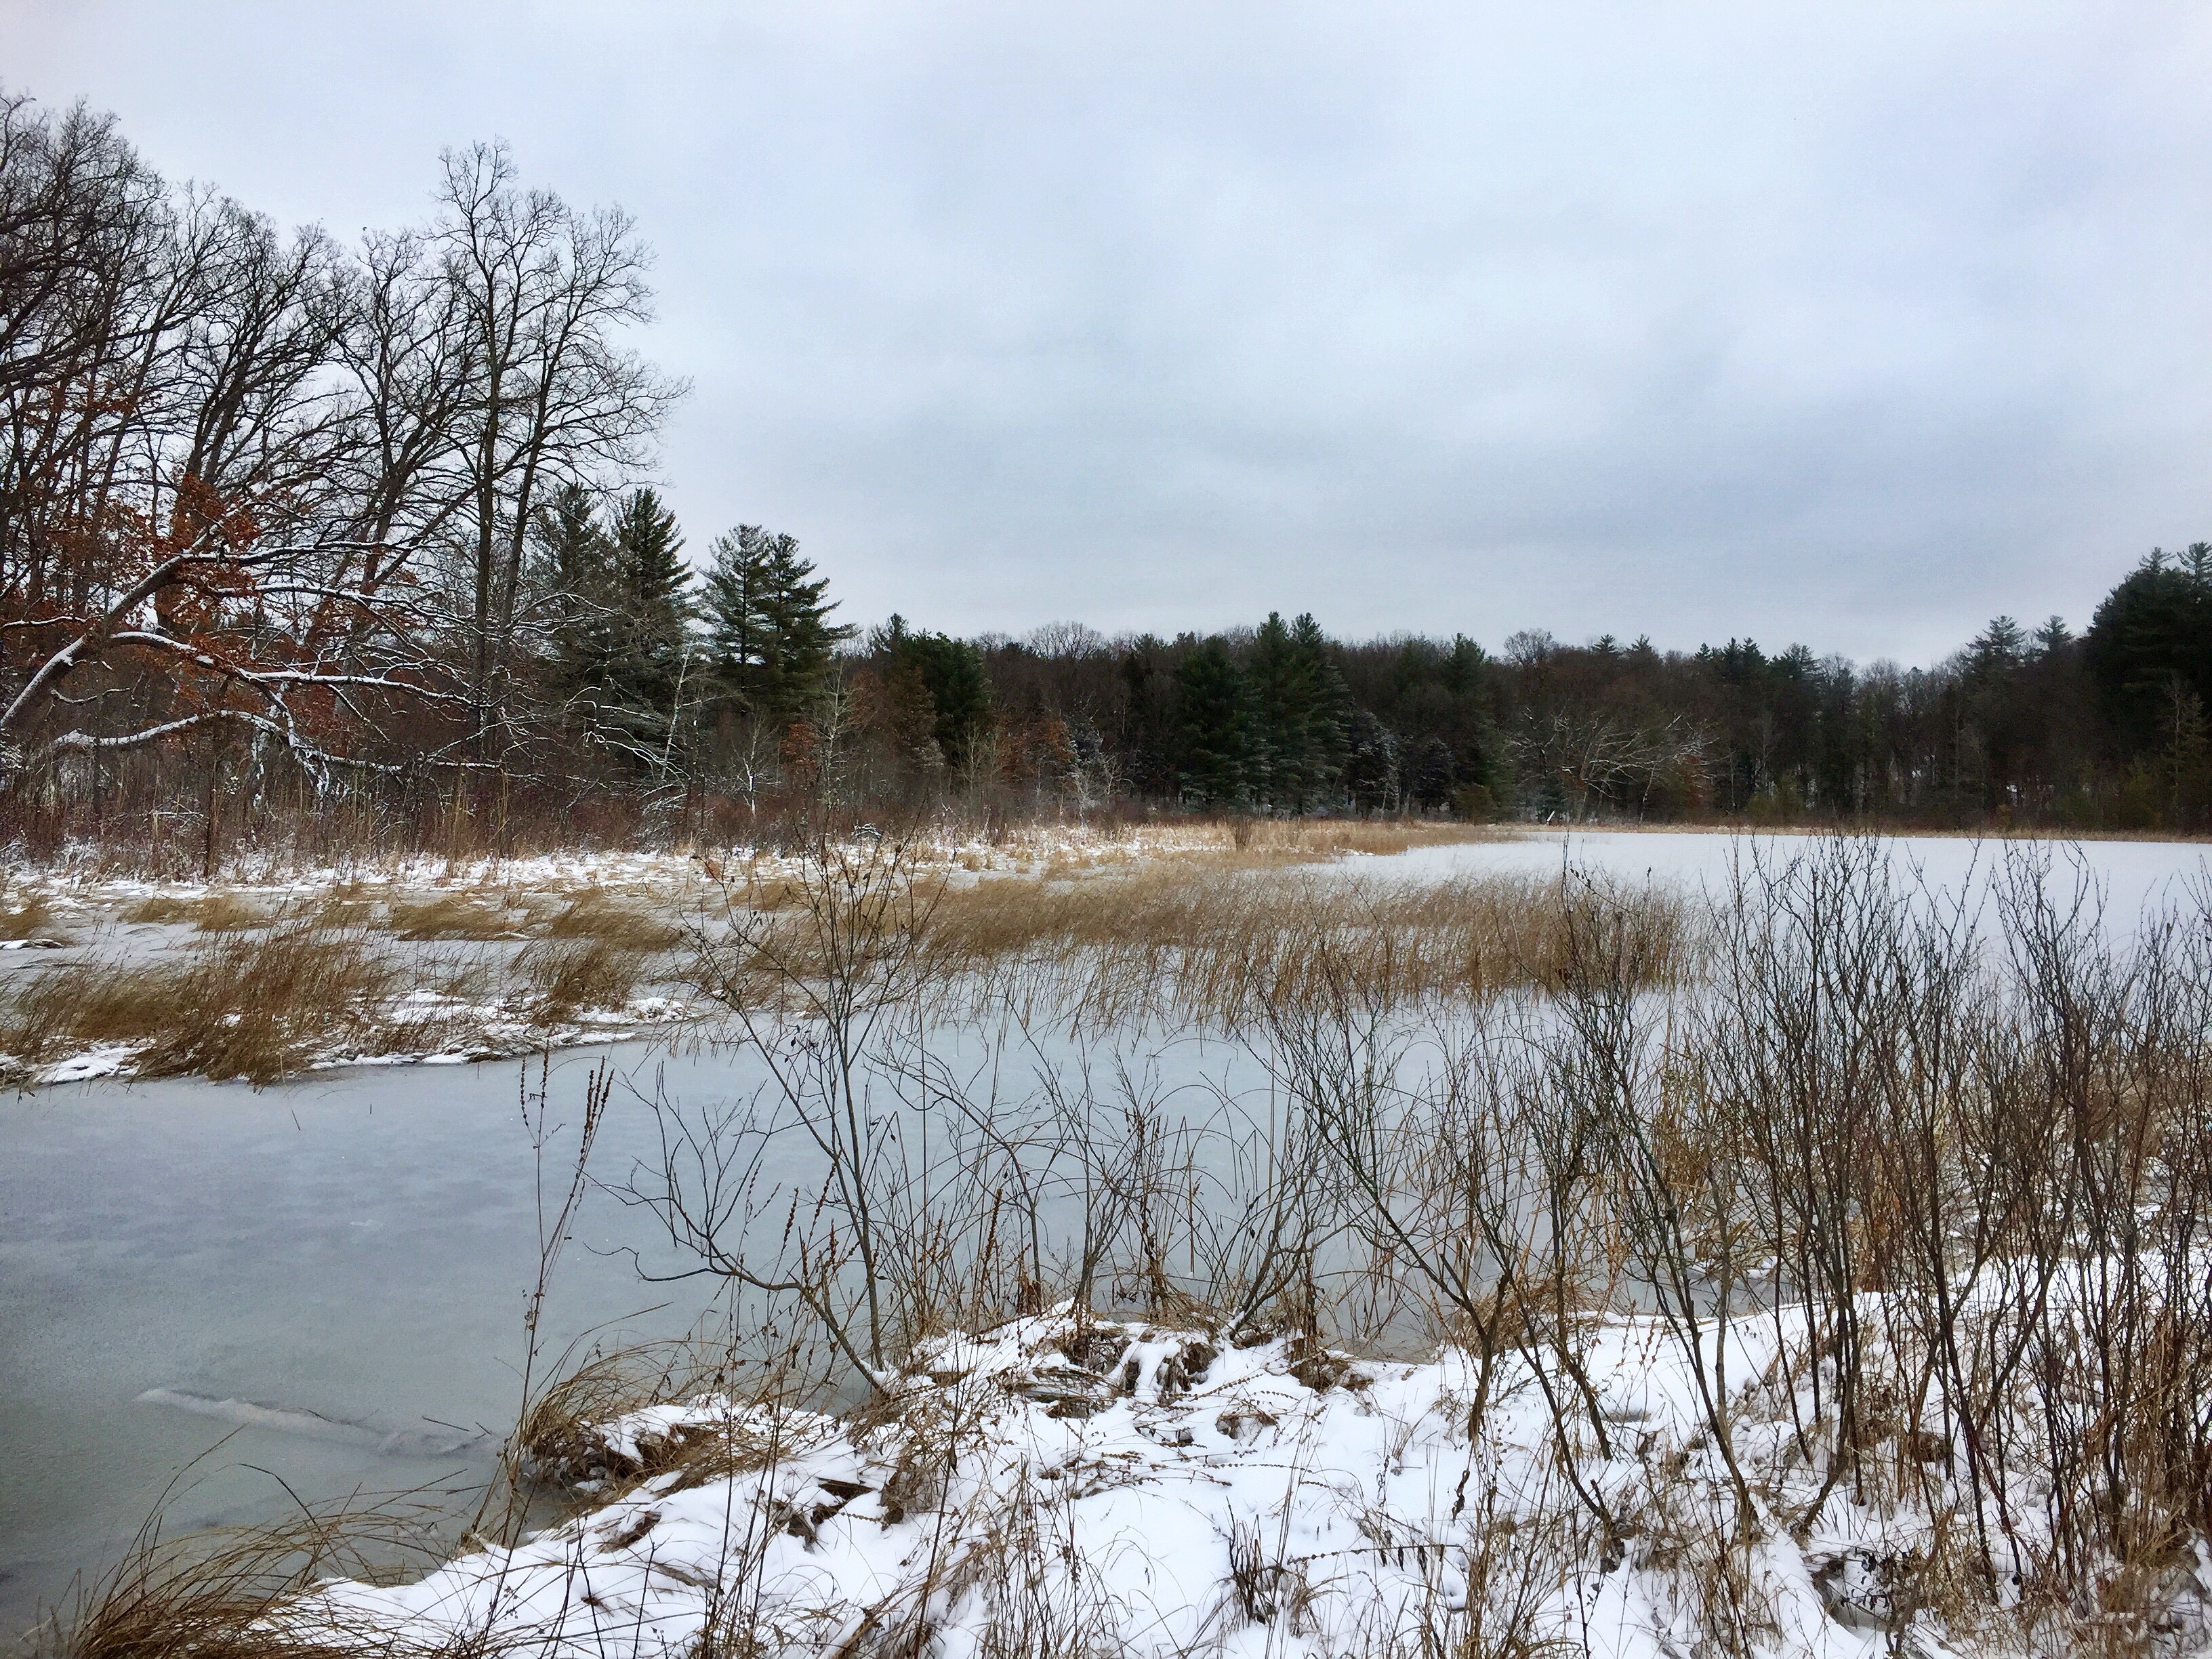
{"left": 0, "top": 94, "right": 682, "bottom": 803}
{"left": 432, "top": 140, "right": 684, "bottom": 762}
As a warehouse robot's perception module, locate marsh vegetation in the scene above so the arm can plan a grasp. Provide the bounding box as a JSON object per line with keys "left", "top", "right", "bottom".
{"left": 29, "top": 830, "right": 2212, "bottom": 1658}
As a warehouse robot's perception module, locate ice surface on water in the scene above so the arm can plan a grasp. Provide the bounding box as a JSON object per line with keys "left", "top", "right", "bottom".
{"left": 1372, "top": 826, "right": 2212, "bottom": 930}
{"left": 132, "top": 1389, "right": 485, "bottom": 1457}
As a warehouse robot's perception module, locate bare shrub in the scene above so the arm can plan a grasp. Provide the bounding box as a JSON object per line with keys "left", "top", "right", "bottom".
{"left": 643, "top": 839, "right": 941, "bottom": 1382}
{"left": 329, "top": 830, "right": 2212, "bottom": 1653}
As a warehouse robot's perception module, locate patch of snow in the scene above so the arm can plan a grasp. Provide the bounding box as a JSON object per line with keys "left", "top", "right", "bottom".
{"left": 278, "top": 1305, "right": 2161, "bottom": 1657}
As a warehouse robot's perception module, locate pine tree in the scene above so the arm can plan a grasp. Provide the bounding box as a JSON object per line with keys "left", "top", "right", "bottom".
{"left": 703, "top": 527, "right": 772, "bottom": 709}
{"left": 1969, "top": 615, "right": 2028, "bottom": 676}
{"left": 1174, "top": 638, "right": 1252, "bottom": 808}
{"left": 896, "top": 630, "right": 994, "bottom": 772}
{"left": 1343, "top": 707, "right": 1399, "bottom": 812}
{"left": 1248, "top": 611, "right": 1315, "bottom": 810}
{"left": 756, "top": 533, "right": 854, "bottom": 730}
{"left": 532, "top": 483, "right": 619, "bottom": 714}
{"left": 606, "top": 489, "right": 693, "bottom": 739}
{"left": 703, "top": 525, "right": 854, "bottom": 733}
{"left": 2168, "top": 673, "right": 2211, "bottom": 826}
{"left": 1441, "top": 634, "right": 1486, "bottom": 697}
{"left": 1290, "top": 613, "right": 1351, "bottom": 805}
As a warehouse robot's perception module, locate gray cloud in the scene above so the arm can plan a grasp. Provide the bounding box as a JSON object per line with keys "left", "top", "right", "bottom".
{"left": 9, "top": 1, "right": 2209, "bottom": 660}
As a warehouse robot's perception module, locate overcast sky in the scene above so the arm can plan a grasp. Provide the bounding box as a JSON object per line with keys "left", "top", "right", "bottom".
{"left": 9, "top": 3, "right": 2211, "bottom": 661}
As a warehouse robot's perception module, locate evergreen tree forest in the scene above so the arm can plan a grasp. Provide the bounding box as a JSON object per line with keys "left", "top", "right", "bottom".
{"left": 611, "top": 534, "right": 2212, "bottom": 840}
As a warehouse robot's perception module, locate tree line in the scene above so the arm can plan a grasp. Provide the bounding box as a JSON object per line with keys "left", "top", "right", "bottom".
{"left": 469, "top": 504, "right": 2212, "bottom": 840}
{"left": 5, "top": 82, "right": 2209, "bottom": 851}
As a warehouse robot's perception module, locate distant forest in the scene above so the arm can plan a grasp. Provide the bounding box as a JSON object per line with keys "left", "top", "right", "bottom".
{"left": 4, "top": 83, "right": 2209, "bottom": 855}
{"left": 791, "top": 546, "right": 2212, "bottom": 836}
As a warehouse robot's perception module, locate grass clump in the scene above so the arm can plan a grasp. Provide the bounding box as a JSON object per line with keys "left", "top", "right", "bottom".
{"left": 122, "top": 891, "right": 266, "bottom": 932}
{"left": 1, "top": 923, "right": 399, "bottom": 1085}
{"left": 541, "top": 888, "right": 682, "bottom": 951}
{"left": 46, "top": 1488, "right": 442, "bottom": 1659}
{"left": 710, "top": 861, "right": 1687, "bottom": 1029}
{"left": 690, "top": 844, "right": 1672, "bottom": 1026}
{"left": 518, "top": 1341, "right": 741, "bottom": 1489}
{"left": 386, "top": 891, "right": 521, "bottom": 940}
{"left": 516, "top": 937, "right": 645, "bottom": 1023}
{"left": 0, "top": 883, "right": 66, "bottom": 943}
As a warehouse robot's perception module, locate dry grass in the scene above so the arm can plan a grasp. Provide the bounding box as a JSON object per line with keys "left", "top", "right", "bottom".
{"left": 387, "top": 891, "right": 523, "bottom": 940}
{"left": 2, "top": 961, "right": 154, "bottom": 1062}
{"left": 708, "top": 861, "right": 1687, "bottom": 1029}
{"left": 0, "top": 884, "right": 65, "bottom": 942}
{"left": 999, "top": 816, "right": 1515, "bottom": 881}
{"left": 1, "top": 884, "right": 687, "bottom": 1081}
{"left": 1212, "top": 817, "right": 1515, "bottom": 861}
{"left": 304, "top": 887, "right": 381, "bottom": 929}
{"left": 539, "top": 888, "right": 682, "bottom": 951}
{"left": 690, "top": 834, "right": 1685, "bottom": 1035}
{"left": 44, "top": 1481, "right": 459, "bottom": 1659}
{"left": 515, "top": 937, "right": 644, "bottom": 1022}
{"left": 1, "top": 924, "right": 400, "bottom": 1085}
{"left": 517, "top": 1341, "right": 749, "bottom": 1490}
{"left": 120, "top": 893, "right": 198, "bottom": 926}
{"left": 121, "top": 891, "right": 264, "bottom": 932}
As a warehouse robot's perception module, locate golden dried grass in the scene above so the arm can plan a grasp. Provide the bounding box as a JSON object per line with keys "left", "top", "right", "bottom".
{"left": 306, "top": 885, "right": 380, "bottom": 929}
{"left": 387, "top": 891, "right": 522, "bottom": 940}
{"left": 706, "top": 858, "right": 1686, "bottom": 1030}
{"left": 541, "top": 888, "right": 682, "bottom": 951}
{"left": 0, "top": 884, "right": 64, "bottom": 941}
{"left": 50, "top": 1491, "right": 447, "bottom": 1659}
{"left": 515, "top": 937, "right": 645, "bottom": 1022}
{"left": 2, "top": 924, "right": 400, "bottom": 1085}
{"left": 121, "top": 891, "right": 264, "bottom": 932}
{"left": 966, "top": 867, "right": 1685, "bottom": 1026}
{"left": 945, "top": 817, "right": 1514, "bottom": 882}
{"left": 518, "top": 1341, "right": 739, "bottom": 1488}
{"left": 1212, "top": 817, "right": 1517, "bottom": 863}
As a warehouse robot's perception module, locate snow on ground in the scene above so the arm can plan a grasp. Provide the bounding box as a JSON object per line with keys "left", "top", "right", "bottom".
{"left": 0, "top": 981, "right": 696, "bottom": 1088}
{"left": 0, "top": 819, "right": 1304, "bottom": 913}
{"left": 280, "top": 1305, "right": 2210, "bottom": 1658}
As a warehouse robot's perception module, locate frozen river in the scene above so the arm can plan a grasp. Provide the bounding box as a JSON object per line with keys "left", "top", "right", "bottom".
{"left": 5, "top": 830, "right": 2210, "bottom": 1643}
{"left": 0, "top": 1048, "right": 715, "bottom": 1643}
{"left": 1386, "top": 825, "right": 2212, "bottom": 924}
